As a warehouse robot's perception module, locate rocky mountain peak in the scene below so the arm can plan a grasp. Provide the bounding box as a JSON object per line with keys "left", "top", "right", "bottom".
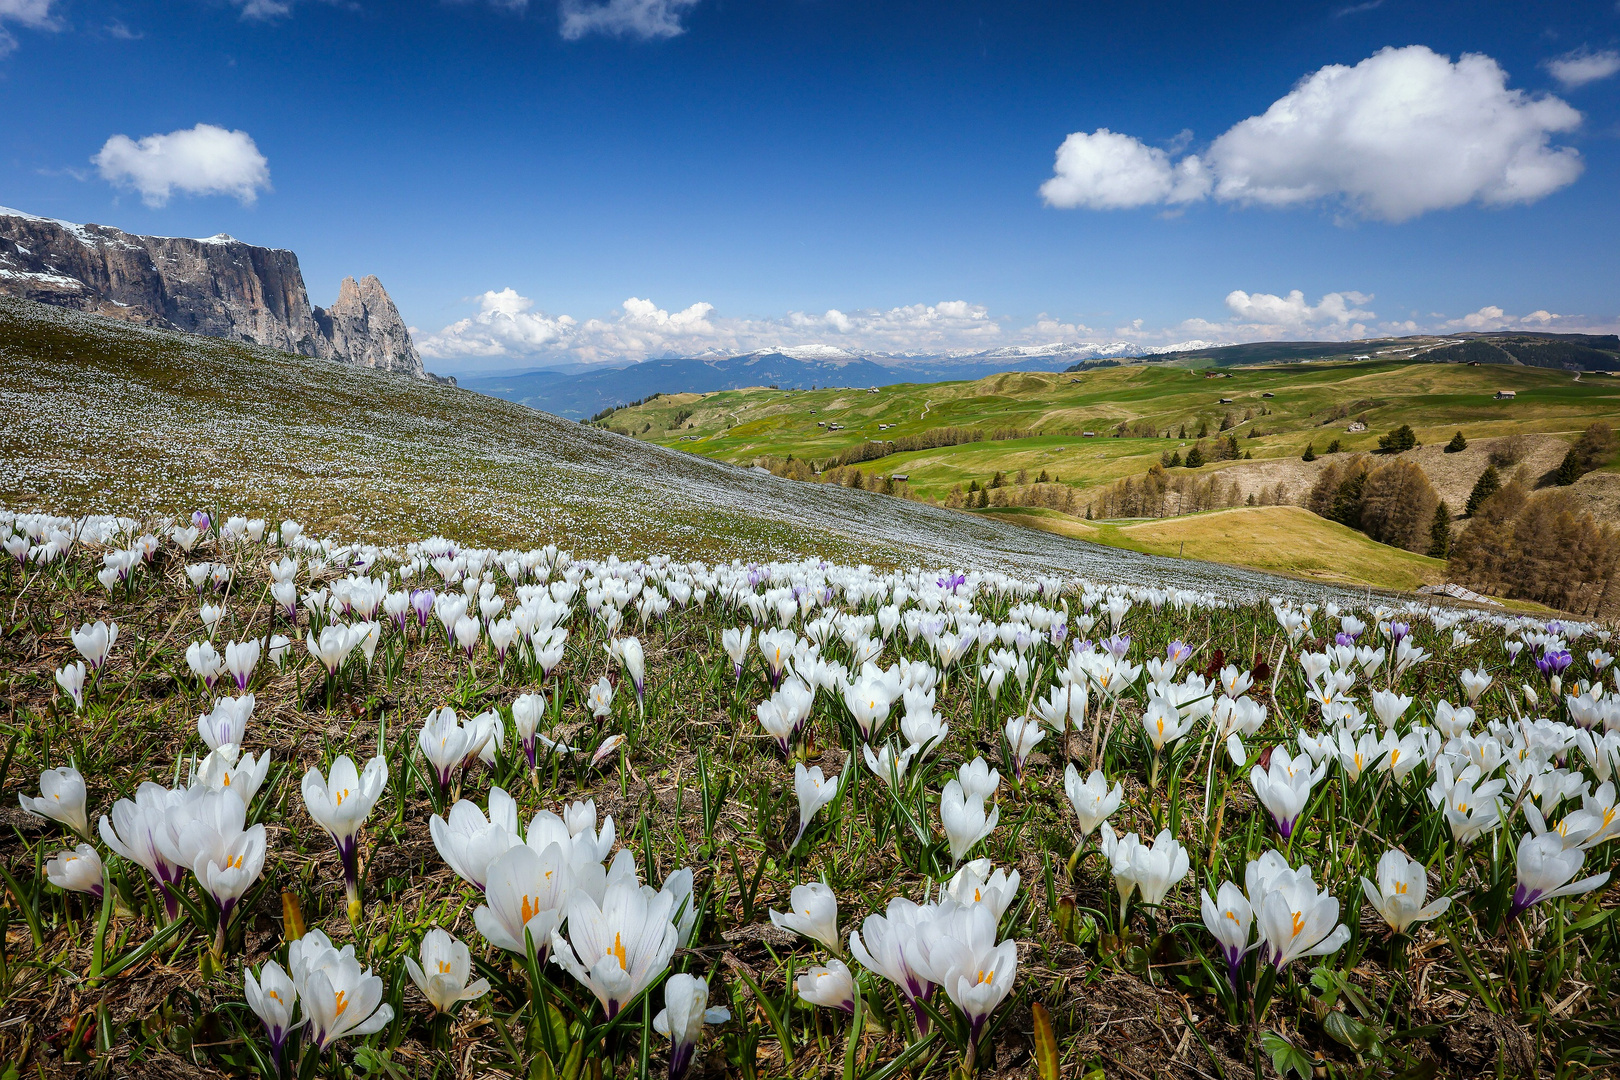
{"left": 0, "top": 206, "right": 430, "bottom": 379}
{"left": 313, "top": 275, "right": 422, "bottom": 377}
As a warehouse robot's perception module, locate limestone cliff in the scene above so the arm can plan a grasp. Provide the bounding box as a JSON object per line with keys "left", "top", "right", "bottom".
{"left": 0, "top": 206, "right": 425, "bottom": 377}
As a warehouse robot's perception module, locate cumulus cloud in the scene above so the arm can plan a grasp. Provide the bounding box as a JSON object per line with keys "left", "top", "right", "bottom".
{"left": 419, "top": 286, "right": 1619, "bottom": 367}
{"left": 1043, "top": 46, "right": 1584, "bottom": 222}
{"left": 419, "top": 293, "right": 1001, "bottom": 364}
{"left": 1545, "top": 47, "right": 1620, "bottom": 90}
{"left": 559, "top": 0, "right": 698, "bottom": 40}
{"left": 93, "top": 124, "right": 271, "bottom": 208}
{"left": 1040, "top": 129, "right": 1209, "bottom": 209}
{"left": 1443, "top": 306, "right": 1567, "bottom": 332}
{"left": 0, "top": 0, "right": 59, "bottom": 56}
{"left": 1166, "top": 289, "right": 1379, "bottom": 342}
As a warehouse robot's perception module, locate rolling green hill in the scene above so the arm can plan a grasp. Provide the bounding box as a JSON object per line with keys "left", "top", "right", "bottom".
{"left": 601, "top": 358, "right": 1619, "bottom": 502}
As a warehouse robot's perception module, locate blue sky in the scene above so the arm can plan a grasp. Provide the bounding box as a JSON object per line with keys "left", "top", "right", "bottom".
{"left": 1, "top": 0, "right": 1617, "bottom": 371}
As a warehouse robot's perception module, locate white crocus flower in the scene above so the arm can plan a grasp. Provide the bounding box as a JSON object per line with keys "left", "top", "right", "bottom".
{"left": 791, "top": 763, "right": 842, "bottom": 850}
{"left": 244, "top": 959, "right": 298, "bottom": 1068}
{"left": 99, "top": 781, "right": 187, "bottom": 917}
{"left": 405, "top": 928, "right": 491, "bottom": 1015}
{"left": 512, "top": 693, "right": 547, "bottom": 768}
{"left": 769, "top": 881, "right": 841, "bottom": 953}
{"left": 475, "top": 842, "right": 573, "bottom": 958}
{"left": 549, "top": 876, "right": 681, "bottom": 1018}
{"left": 55, "top": 661, "right": 86, "bottom": 711}
{"left": 418, "top": 707, "right": 491, "bottom": 798}
{"left": 71, "top": 620, "right": 118, "bottom": 670}
{"left": 940, "top": 778, "right": 999, "bottom": 867}
{"left": 20, "top": 765, "right": 89, "bottom": 838}
{"left": 45, "top": 843, "right": 104, "bottom": 896}
{"left": 1250, "top": 855, "right": 1349, "bottom": 970}
{"left": 1062, "top": 765, "right": 1122, "bottom": 838}
{"left": 1359, "top": 849, "right": 1450, "bottom": 935}
{"left": 198, "top": 694, "right": 255, "bottom": 754}
{"left": 186, "top": 640, "right": 225, "bottom": 688}
{"left": 1459, "top": 667, "right": 1492, "bottom": 704}
{"left": 1509, "top": 831, "right": 1611, "bottom": 920}
{"left": 1371, "top": 689, "right": 1413, "bottom": 730}
{"left": 587, "top": 676, "right": 616, "bottom": 719}
{"left": 293, "top": 939, "right": 394, "bottom": 1050}
{"left": 302, "top": 755, "right": 389, "bottom": 920}
{"left": 1249, "top": 747, "right": 1325, "bottom": 840}
{"left": 431, "top": 787, "right": 520, "bottom": 890}
{"left": 190, "top": 747, "right": 272, "bottom": 806}
{"left": 941, "top": 860, "right": 1021, "bottom": 920}
{"left": 862, "top": 741, "right": 917, "bottom": 791}
{"left": 1003, "top": 716, "right": 1045, "bottom": 779}
{"left": 722, "top": 625, "right": 752, "bottom": 681}
{"left": 306, "top": 624, "right": 362, "bottom": 676}
{"left": 654, "top": 974, "right": 731, "bottom": 1080}
{"left": 957, "top": 757, "right": 1001, "bottom": 803}
{"left": 931, "top": 902, "right": 1019, "bottom": 1046}
{"left": 796, "top": 958, "right": 857, "bottom": 1013}
{"left": 1200, "top": 881, "right": 1253, "bottom": 992}
{"left": 223, "top": 639, "right": 261, "bottom": 692}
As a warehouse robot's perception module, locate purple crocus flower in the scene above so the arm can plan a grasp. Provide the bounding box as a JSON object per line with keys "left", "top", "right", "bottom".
{"left": 191, "top": 510, "right": 212, "bottom": 532}
{"left": 1536, "top": 649, "right": 1573, "bottom": 678}
{"left": 411, "top": 588, "right": 436, "bottom": 627}
{"left": 1390, "top": 621, "right": 1409, "bottom": 643}
{"left": 1334, "top": 632, "right": 1356, "bottom": 647}
{"left": 1166, "top": 640, "right": 1193, "bottom": 665}
{"left": 1103, "top": 634, "right": 1131, "bottom": 659}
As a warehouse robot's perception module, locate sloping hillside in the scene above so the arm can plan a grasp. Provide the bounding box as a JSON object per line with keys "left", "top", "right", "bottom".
{"left": 0, "top": 296, "right": 1359, "bottom": 598}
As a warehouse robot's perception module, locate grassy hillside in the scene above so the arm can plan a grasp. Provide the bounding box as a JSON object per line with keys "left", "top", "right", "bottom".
{"left": 984, "top": 505, "right": 1447, "bottom": 592}
{"left": 601, "top": 358, "right": 1620, "bottom": 504}
{"left": 0, "top": 297, "right": 1371, "bottom": 599}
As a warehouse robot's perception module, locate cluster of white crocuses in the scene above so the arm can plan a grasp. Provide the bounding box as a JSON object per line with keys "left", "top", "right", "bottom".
{"left": 769, "top": 861, "right": 1021, "bottom": 1061}
{"left": 426, "top": 784, "right": 729, "bottom": 1075}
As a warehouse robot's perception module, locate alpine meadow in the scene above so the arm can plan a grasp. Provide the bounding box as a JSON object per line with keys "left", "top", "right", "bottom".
{"left": 2, "top": 1, "right": 1619, "bottom": 1078}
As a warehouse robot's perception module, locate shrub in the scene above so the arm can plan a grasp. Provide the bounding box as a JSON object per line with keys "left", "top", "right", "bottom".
{"left": 1377, "top": 424, "right": 1418, "bottom": 453}
{"left": 1488, "top": 434, "right": 1528, "bottom": 467}
{"left": 1302, "top": 443, "right": 1316, "bottom": 462}
{"left": 1445, "top": 431, "right": 1467, "bottom": 453}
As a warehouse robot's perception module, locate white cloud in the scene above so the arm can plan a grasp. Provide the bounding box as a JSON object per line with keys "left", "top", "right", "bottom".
{"left": 558, "top": 0, "right": 698, "bottom": 40}
{"left": 420, "top": 287, "right": 1619, "bottom": 368}
{"left": 1044, "top": 46, "right": 1584, "bottom": 222}
{"left": 416, "top": 289, "right": 577, "bottom": 358}
{"left": 1443, "top": 306, "right": 1568, "bottom": 332}
{"left": 420, "top": 293, "right": 1002, "bottom": 364}
{"left": 0, "top": 0, "right": 59, "bottom": 56}
{"left": 93, "top": 124, "right": 271, "bottom": 208}
{"left": 1545, "top": 47, "right": 1620, "bottom": 90}
{"left": 1040, "top": 129, "right": 1209, "bottom": 209}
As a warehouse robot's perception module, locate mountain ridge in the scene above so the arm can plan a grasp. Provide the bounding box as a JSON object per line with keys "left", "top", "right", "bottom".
{"left": 0, "top": 205, "right": 430, "bottom": 379}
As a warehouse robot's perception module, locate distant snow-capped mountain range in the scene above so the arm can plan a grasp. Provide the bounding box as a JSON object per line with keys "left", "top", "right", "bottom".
{"left": 458, "top": 338, "right": 1237, "bottom": 419}
{"left": 683, "top": 339, "right": 1232, "bottom": 365}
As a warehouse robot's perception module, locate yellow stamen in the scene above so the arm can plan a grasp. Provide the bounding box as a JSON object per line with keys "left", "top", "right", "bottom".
{"left": 1291, "top": 911, "right": 1306, "bottom": 937}
{"left": 612, "top": 932, "right": 627, "bottom": 970}
{"left": 334, "top": 990, "right": 349, "bottom": 1017}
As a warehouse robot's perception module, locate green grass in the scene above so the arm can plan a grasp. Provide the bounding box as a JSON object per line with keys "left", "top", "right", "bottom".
{"left": 605, "top": 361, "right": 1620, "bottom": 503}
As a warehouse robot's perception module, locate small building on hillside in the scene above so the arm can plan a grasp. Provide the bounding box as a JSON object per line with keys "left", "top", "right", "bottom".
{"left": 891, "top": 474, "right": 909, "bottom": 483}
{"left": 1495, "top": 390, "right": 1516, "bottom": 400}
{"left": 1346, "top": 421, "right": 1367, "bottom": 433}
